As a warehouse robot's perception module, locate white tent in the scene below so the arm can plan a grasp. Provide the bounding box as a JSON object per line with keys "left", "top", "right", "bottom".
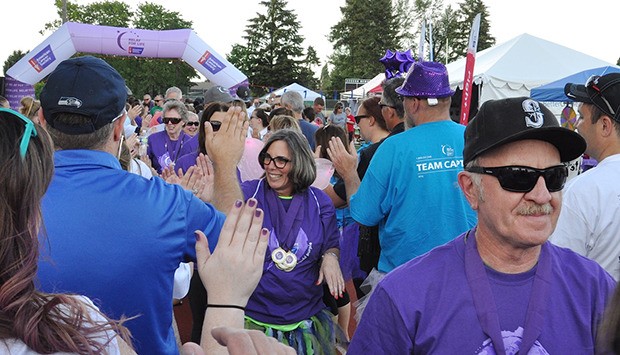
{"left": 347, "top": 73, "right": 385, "bottom": 98}
{"left": 262, "top": 82, "right": 324, "bottom": 101}
{"left": 446, "top": 33, "right": 614, "bottom": 105}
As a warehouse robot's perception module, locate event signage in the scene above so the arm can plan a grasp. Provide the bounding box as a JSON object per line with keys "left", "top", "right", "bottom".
{"left": 6, "top": 22, "right": 247, "bottom": 91}
{"left": 459, "top": 14, "right": 481, "bottom": 125}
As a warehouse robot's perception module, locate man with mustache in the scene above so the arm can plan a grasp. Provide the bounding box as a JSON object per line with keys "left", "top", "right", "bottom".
{"left": 348, "top": 97, "right": 615, "bottom": 353}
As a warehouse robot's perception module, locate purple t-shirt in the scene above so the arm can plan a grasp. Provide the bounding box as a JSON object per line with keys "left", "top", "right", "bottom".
{"left": 146, "top": 131, "right": 197, "bottom": 173}
{"left": 241, "top": 179, "right": 339, "bottom": 324}
{"left": 349, "top": 232, "right": 615, "bottom": 354}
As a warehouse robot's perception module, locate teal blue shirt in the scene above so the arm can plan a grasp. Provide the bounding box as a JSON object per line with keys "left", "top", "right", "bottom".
{"left": 350, "top": 120, "right": 477, "bottom": 272}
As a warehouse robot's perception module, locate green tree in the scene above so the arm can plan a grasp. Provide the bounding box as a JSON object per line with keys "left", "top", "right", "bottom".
{"left": 227, "top": 0, "right": 318, "bottom": 96}
{"left": 41, "top": 1, "right": 197, "bottom": 97}
{"left": 328, "top": 0, "right": 403, "bottom": 91}
{"left": 450, "top": 0, "right": 495, "bottom": 62}
{"left": 3, "top": 50, "right": 27, "bottom": 77}
{"left": 319, "top": 64, "right": 332, "bottom": 93}
{"left": 616, "top": 57, "right": 620, "bottom": 66}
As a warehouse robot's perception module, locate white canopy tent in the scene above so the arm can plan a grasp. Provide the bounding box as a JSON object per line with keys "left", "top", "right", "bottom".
{"left": 262, "top": 82, "right": 324, "bottom": 101}
{"left": 346, "top": 73, "right": 385, "bottom": 98}
{"left": 445, "top": 33, "right": 614, "bottom": 105}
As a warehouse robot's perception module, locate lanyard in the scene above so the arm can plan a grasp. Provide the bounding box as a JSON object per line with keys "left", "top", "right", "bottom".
{"left": 464, "top": 229, "right": 551, "bottom": 354}
{"left": 164, "top": 132, "right": 185, "bottom": 164}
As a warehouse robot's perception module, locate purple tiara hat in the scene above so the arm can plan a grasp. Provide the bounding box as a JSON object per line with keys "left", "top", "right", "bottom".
{"left": 395, "top": 61, "right": 455, "bottom": 106}
{"left": 379, "top": 49, "right": 415, "bottom": 80}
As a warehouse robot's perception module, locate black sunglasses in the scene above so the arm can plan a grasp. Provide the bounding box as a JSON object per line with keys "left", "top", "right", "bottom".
{"left": 379, "top": 103, "right": 394, "bottom": 109}
{"left": 354, "top": 115, "right": 370, "bottom": 124}
{"left": 186, "top": 121, "right": 200, "bottom": 127}
{"left": 210, "top": 121, "right": 222, "bottom": 132}
{"left": 466, "top": 165, "right": 568, "bottom": 193}
{"left": 163, "top": 117, "right": 182, "bottom": 124}
{"left": 260, "top": 152, "right": 290, "bottom": 169}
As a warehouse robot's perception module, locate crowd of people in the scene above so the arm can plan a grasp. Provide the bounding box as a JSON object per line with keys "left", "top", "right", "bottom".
{"left": 3, "top": 52, "right": 620, "bottom": 355}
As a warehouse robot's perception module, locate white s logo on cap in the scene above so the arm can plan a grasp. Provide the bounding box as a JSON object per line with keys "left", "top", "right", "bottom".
{"left": 522, "top": 99, "right": 544, "bottom": 128}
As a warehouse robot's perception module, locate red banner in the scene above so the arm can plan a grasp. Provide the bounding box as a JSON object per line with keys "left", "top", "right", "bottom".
{"left": 459, "top": 52, "right": 476, "bottom": 125}
{"left": 459, "top": 14, "right": 481, "bottom": 125}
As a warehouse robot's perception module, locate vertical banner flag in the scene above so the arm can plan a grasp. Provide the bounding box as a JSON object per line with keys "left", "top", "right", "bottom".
{"left": 428, "top": 22, "right": 434, "bottom": 62}
{"left": 459, "top": 13, "right": 481, "bottom": 125}
{"left": 418, "top": 20, "right": 426, "bottom": 61}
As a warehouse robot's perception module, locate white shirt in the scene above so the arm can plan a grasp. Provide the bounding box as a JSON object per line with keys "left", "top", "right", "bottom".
{"left": 0, "top": 296, "right": 120, "bottom": 354}
{"left": 550, "top": 154, "right": 620, "bottom": 280}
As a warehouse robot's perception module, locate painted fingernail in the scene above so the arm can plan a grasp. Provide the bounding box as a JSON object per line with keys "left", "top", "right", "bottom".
{"left": 194, "top": 231, "right": 201, "bottom": 241}
{"left": 255, "top": 209, "right": 262, "bottom": 218}
{"left": 261, "top": 228, "right": 269, "bottom": 236}
{"left": 235, "top": 200, "right": 242, "bottom": 208}
{"left": 248, "top": 199, "right": 256, "bottom": 207}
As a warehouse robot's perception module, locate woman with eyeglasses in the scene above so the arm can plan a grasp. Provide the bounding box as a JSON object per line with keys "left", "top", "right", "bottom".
{"left": 0, "top": 108, "right": 133, "bottom": 353}
{"left": 146, "top": 99, "right": 198, "bottom": 174}
{"left": 240, "top": 129, "right": 345, "bottom": 354}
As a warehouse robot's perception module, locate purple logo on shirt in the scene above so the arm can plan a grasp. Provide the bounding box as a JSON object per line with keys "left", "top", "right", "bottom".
{"left": 28, "top": 45, "right": 56, "bottom": 73}
{"left": 198, "top": 50, "right": 226, "bottom": 74}
{"left": 476, "top": 327, "right": 549, "bottom": 354}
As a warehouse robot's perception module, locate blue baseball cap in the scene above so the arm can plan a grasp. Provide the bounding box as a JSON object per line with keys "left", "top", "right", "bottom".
{"left": 40, "top": 56, "right": 127, "bottom": 134}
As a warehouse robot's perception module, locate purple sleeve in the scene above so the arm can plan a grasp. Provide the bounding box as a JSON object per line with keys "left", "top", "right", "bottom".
{"left": 315, "top": 187, "right": 339, "bottom": 254}
{"left": 349, "top": 283, "right": 414, "bottom": 353}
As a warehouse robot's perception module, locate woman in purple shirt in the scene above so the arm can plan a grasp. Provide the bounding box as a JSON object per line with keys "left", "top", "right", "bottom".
{"left": 146, "top": 99, "right": 197, "bottom": 174}
{"left": 241, "top": 129, "right": 345, "bottom": 354}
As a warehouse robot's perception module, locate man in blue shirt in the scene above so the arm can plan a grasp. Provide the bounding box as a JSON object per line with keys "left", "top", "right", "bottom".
{"left": 350, "top": 61, "right": 477, "bottom": 274}
{"left": 36, "top": 56, "right": 246, "bottom": 354}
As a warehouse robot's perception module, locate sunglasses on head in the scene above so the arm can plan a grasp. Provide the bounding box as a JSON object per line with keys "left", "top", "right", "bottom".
{"left": 466, "top": 165, "right": 568, "bottom": 193}
{"left": 0, "top": 108, "right": 38, "bottom": 158}
{"left": 354, "top": 115, "right": 370, "bottom": 124}
{"left": 210, "top": 121, "right": 222, "bottom": 132}
{"left": 163, "top": 117, "right": 182, "bottom": 125}
{"left": 186, "top": 121, "right": 200, "bottom": 127}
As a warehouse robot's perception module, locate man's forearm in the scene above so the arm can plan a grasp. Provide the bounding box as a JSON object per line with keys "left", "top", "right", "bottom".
{"left": 212, "top": 163, "right": 243, "bottom": 213}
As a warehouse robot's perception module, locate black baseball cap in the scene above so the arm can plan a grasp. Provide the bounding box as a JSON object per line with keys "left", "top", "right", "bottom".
{"left": 40, "top": 56, "right": 127, "bottom": 134}
{"left": 565, "top": 73, "right": 620, "bottom": 121}
{"left": 463, "top": 97, "right": 586, "bottom": 165}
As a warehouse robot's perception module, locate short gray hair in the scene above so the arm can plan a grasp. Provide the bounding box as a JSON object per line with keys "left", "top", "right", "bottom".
{"left": 46, "top": 112, "right": 114, "bottom": 150}
{"left": 163, "top": 100, "right": 189, "bottom": 122}
{"left": 465, "top": 158, "right": 484, "bottom": 202}
{"left": 381, "top": 77, "right": 405, "bottom": 118}
{"left": 165, "top": 86, "right": 183, "bottom": 100}
{"left": 281, "top": 91, "right": 304, "bottom": 114}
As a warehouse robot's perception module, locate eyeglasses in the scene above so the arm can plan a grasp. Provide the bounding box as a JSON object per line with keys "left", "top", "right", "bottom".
{"left": 0, "top": 108, "right": 38, "bottom": 158}
{"left": 163, "top": 117, "right": 182, "bottom": 124}
{"left": 186, "top": 121, "right": 200, "bottom": 127}
{"left": 586, "top": 75, "right": 617, "bottom": 118}
{"left": 379, "top": 103, "right": 394, "bottom": 109}
{"left": 210, "top": 121, "right": 222, "bottom": 132}
{"left": 154, "top": 99, "right": 163, "bottom": 103}
{"left": 354, "top": 115, "right": 371, "bottom": 124}
{"left": 466, "top": 165, "right": 568, "bottom": 193}
{"left": 260, "top": 152, "right": 291, "bottom": 169}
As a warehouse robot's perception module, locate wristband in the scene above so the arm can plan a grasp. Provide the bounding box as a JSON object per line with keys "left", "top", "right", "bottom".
{"left": 322, "top": 251, "right": 339, "bottom": 260}
{"left": 207, "top": 304, "right": 245, "bottom": 311}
